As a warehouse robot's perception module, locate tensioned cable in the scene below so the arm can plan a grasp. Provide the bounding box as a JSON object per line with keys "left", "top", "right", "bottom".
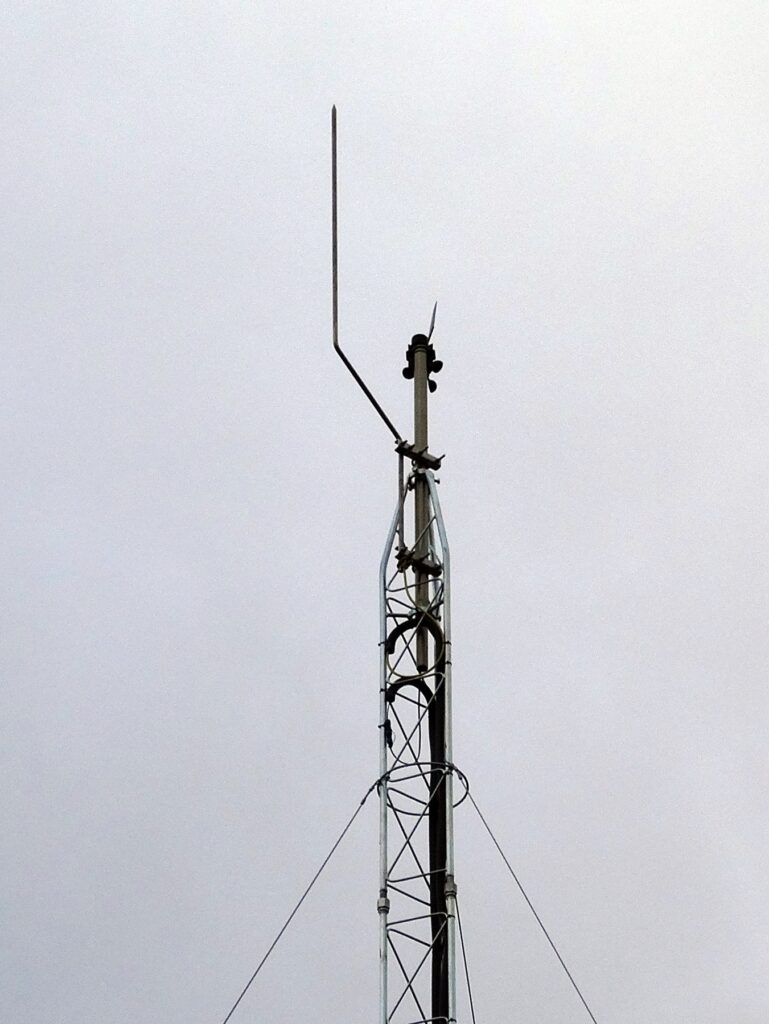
{"left": 218, "top": 781, "right": 377, "bottom": 1024}
{"left": 468, "top": 792, "right": 600, "bottom": 1024}
{"left": 455, "top": 894, "right": 477, "bottom": 1024}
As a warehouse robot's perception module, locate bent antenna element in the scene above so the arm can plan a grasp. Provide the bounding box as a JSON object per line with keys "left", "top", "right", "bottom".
{"left": 332, "top": 106, "right": 405, "bottom": 442}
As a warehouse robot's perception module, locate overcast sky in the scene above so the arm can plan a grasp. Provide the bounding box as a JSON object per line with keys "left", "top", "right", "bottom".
{"left": 3, "top": 3, "right": 768, "bottom": 1022}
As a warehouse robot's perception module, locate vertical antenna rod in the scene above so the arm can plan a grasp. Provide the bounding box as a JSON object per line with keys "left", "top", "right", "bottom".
{"left": 332, "top": 107, "right": 402, "bottom": 442}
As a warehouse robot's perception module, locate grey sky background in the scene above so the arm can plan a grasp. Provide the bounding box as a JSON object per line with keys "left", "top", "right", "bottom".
{"left": 3, "top": 3, "right": 768, "bottom": 1021}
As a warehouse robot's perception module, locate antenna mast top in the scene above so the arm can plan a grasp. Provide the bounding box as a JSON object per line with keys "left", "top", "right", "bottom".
{"left": 331, "top": 106, "right": 457, "bottom": 1024}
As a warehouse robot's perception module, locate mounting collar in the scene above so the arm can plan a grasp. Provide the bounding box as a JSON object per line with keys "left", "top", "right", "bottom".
{"left": 402, "top": 333, "right": 443, "bottom": 392}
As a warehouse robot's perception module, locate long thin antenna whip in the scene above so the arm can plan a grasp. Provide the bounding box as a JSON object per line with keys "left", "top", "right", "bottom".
{"left": 332, "top": 106, "right": 402, "bottom": 441}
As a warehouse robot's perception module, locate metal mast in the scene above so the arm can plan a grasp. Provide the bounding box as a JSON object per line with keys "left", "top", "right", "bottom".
{"left": 330, "top": 107, "right": 460, "bottom": 1024}
{"left": 378, "top": 342, "right": 457, "bottom": 1024}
